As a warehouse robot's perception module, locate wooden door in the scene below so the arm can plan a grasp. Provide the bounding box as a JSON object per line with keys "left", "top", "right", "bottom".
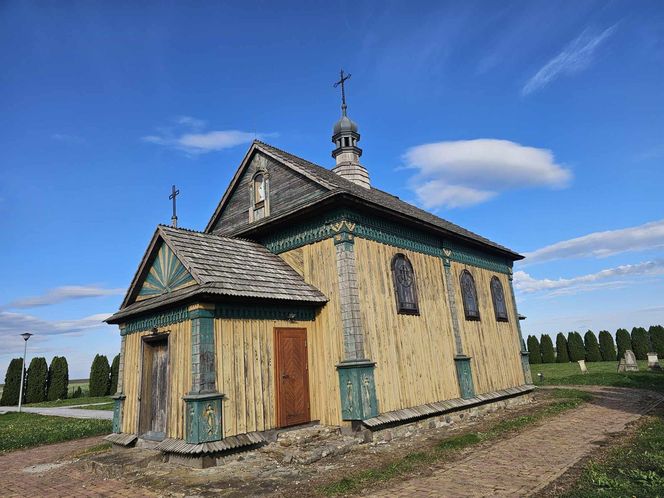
{"left": 139, "top": 336, "right": 169, "bottom": 440}
{"left": 275, "top": 328, "right": 310, "bottom": 428}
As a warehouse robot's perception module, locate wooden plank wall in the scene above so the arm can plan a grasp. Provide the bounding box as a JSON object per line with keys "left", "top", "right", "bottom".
{"left": 120, "top": 320, "right": 191, "bottom": 438}
{"left": 354, "top": 239, "right": 461, "bottom": 412}
{"left": 450, "top": 262, "right": 525, "bottom": 394}
{"left": 217, "top": 239, "right": 345, "bottom": 438}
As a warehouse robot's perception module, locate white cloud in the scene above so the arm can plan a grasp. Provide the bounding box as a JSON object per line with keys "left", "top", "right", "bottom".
{"left": 6, "top": 285, "right": 124, "bottom": 309}
{"left": 523, "top": 24, "right": 618, "bottom": 95}
{"left": 52, "top": 133, "right": 84, "bottom": 143}
{"left": 0, "top": 311, "right": 111, "bottom": 340}
{"left": 514, "top": 259, "right": 664, "bottom": 296}
{"left": 404, "top": 139, "right": 571, "bottom": 209}
{"left": 524, "top": 219, "right": 664, "bottom": 265}
{"left": 142, "top": 116, "right": 273, "bottom": 155}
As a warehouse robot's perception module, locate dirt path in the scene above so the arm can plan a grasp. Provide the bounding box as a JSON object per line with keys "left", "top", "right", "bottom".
{"left": 0, "top": 405, "right": 113, "bottom": 419}
{"left": 0, "top": 436, "right": 156, "bottom": 497}
{"left": 368, "top": 387, "right": 663, "bottom": 497}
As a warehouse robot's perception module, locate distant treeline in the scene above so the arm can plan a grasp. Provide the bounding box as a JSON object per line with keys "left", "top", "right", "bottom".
{"left": 526, "top": 325, "right": 664, "bottom": 364}
{"left": 0, "top": 353, "right": 120, "bottom": 406}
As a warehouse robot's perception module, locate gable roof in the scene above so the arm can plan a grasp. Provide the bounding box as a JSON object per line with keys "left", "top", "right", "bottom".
{"left": 205, "top": 140, "right": 522, "bottom": 260}
{"left": 107, "top": 225, "right": 327, "bottom": 324}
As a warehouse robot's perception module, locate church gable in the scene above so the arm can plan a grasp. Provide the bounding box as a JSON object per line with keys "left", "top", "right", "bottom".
{"left": 209, "top": 149, "right": 328, "bottom": 235}
{"left": 136, "top": 242, "right": 196, "bottom": 302}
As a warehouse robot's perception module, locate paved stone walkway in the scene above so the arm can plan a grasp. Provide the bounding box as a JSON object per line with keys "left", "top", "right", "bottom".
{"left": 0, "top": 436, "right": 156, "bottom": 497}
{"left": 0, "top": 405, "right": 113, "bottom": 420}
{"left": 370, "top": 387, "right": 663, "bottom": 497}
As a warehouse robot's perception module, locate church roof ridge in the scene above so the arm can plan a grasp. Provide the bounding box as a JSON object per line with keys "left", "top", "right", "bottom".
{"left": 248, "top": 140, "right": 522, "bottom": 260}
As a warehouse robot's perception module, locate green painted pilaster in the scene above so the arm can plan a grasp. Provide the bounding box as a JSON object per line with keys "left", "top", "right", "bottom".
{"left": 111, "top": 332, "right": 127, "bottom": 433}
{"left": 112, "top": 394, "right": 125, "bottom": 433}
{"left": 184, "top": 306, "right": 224, "bottom": 443}
{"left": 442, "top": 254, "right": 476, "bottom": 399}
{"left": 337, "top": 360, "right": 378, "bottom": 420}
{"left": 508, "top": 271, "right": 532, "bottom": 384}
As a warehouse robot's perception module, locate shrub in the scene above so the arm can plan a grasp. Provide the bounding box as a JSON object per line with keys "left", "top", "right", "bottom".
{"left": 47, "top": 356, "right": 69, "bottom": 401}
{"left": 540, "top": 334, "right": 556, "bottom": 363}
{"left": 71, "top": 386, "right": 83, "bottom": 398}
{"left": 0, "top": 358, "right": 24, "bottom": 406}
{"left": 616, "top": 328, "right": 632, "bottom": 360}
{"left": 25, "top": 357, "right": 48, "bottom": 403}
{"left": 650, "top": 325, "right": 664, "bottom": 357}
{"left": 567, "top": 332, "right": 586, "bottom": 362}
{"left": 527, "top": 335, "right": 542, "bottom": 364}
{"left": 110, "top": 354, "right": 120, "bottom": 395}
{"left": 583, "top": 330, "right": 602, "bottom": 362}
{"left": 556, "top": 333, "right": 569, "bottom": 363}
{"left": 631, "top": 327, "right": 650, "bottom": 360}
{"left": 89, "top": 354, "right": 111, "bottom": 396}
{"left": 598, "top": 330, "right": 617, "bottom": 361}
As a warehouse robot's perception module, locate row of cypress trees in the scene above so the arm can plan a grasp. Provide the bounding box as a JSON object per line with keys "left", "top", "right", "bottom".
{"left": 1, "top": 353, "right": 120, "bottom": 406}
{"left": 527, "top": 325, "right": 664, "bottom": 364}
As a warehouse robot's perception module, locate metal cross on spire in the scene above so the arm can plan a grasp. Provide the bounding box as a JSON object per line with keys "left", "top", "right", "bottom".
{"left": 333, "top": 69, "right": 351, "bottom": 116}
{"left": 169, "top": 184, "right": 179, "bottom": 228}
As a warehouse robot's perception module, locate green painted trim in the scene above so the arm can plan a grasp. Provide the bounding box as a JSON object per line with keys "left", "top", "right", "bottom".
{"left": 121, "top": 307, "right": 189, "bottom": 335}
{"left": 183, "top": 394, "right": 223, "bottom": 444}
{"left": 112, "top": 395, "right": 125, "bottom": 433}
{"left": 260, "top": 208, "right": 511, "bottom": 273}
{"left": 454, "top": 356, "right": 475, "bottom": 399}
{"left": 215, "top": 304, "right": 316, "bottom": 321}
{"left": 336, "top": 361, "right": 379, "bottom": 420}
{"left": 138, "top": 243, "right": 195, "bottom": 299}
{"left": 191, "top": 310, "right": 216, "bottom": 393}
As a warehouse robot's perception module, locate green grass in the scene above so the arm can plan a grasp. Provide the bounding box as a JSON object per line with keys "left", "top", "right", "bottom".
{"left": 531, "top": 360, "right": 664, "bottom": 393}
{"left": 78, "top": 402, "right": 115, "bottom": 411}
{"left": 319, "top": 389, "right": 589, "bottom": 496}
{"left": 26, "top": 395, "right": 113, "bottom": 408}
{"left": 0, "top": 412, "right": 112, "bottom": 453}
{"left": 563, "top": 414, "right": 664, "bottom": 497}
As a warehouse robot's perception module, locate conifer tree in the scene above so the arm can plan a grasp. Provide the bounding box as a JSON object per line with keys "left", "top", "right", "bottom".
{"left": 0, "top": 358, "right": 24, "bottom": 406}
{"left": 616, "top": 328, "right": 632, "bottom": 360}
{"left": 540, "top": 334, "right": 556, "bottom": 363}
{"left": 631, "top": 327, "right": 650, "bottom": 360}
{"left": 47, "top": 356, "right": 69, "bottom": 401}
{"left": 89, "top": 354, "right": 111, "bottom": 397}
{"left": 584, "top": 330, "right": 602, "bottom": 362}
{"left": 567, "top": 332, "right": 586, "bottom": 362}
{"left": 527, "top": 335, "right": 542, "bottom": 364}
{"left": 110, "top": 354, "right": 120, "bottom": 395}
{"left": 556, "top": 333, "right": 569, "bottom": 363}
{"left": 649, "top": 325, "right": 664, "bottom": 357}
{"left": 25, "top": 357, "right": 48, "bottom": 403}
{"left": 598, "top": 330, "right": 617, "bottom": 361}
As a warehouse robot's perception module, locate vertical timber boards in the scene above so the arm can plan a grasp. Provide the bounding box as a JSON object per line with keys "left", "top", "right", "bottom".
{"left": 450, "top": 262, "right": 525, "bottom": 394}
{"left": 121, "top": 320, "right": 191, "bottom": 439}
{"left": 354, "top": 238, "right": 461, "bottom": 412}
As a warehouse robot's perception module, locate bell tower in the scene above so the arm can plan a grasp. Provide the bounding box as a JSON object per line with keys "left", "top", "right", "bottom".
{"left": 331, "top": 70, "right": 370, "bottom": 189}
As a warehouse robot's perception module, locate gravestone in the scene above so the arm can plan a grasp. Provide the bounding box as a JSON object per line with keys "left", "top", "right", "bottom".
{"left": 577, "top": 360, "right": 588, "bottom": 374}
{"left": 617, "top": 358, "right": 626, "bottom": 372}
{"left": 622, "top": 350, "right": 639, "bottom": 372}
{"left": 647, "top": 352, "right": 662, "bottom": 371}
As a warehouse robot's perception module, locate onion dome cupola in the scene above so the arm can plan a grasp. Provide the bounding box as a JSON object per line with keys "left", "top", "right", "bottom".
{"left": 331, "top": 69, "right": 370, "bottom": 189}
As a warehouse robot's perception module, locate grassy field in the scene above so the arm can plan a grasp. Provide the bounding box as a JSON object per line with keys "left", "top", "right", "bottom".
{"left": 26, "top": 396, "right": 113, "bottom": 408}
{"left": 0, "top": 412, "right": 112, "bottom": 453}
{"left": 531, "top": 360, "right": 664, "bottom": 393}
{"left": 0, "top": 378, "right": 89, "bottom": 404}
{"left": 79, "top": 402, "right": 115, "bottom": 411}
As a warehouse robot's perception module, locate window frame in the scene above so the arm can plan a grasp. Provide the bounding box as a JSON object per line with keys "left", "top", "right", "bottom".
{"left": 249, "top": 169, "right": 269, "bottom": 222}
{"left": 391, "top": 253, "right": 420, "bottom": 315}
{"left": 490, "top": 276, "right": 509, "bottom": 322}
{"left": 459, "top": 269, "right": 480, "bottom": 321}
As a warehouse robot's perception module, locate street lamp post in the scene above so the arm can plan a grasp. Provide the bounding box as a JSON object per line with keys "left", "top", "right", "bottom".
{"left": 17, "top": 332, "right": 33, "bottom": 413}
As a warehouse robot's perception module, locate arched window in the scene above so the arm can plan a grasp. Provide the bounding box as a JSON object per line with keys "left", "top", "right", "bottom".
{"left": 391, "top": 254, "right": 419, "bottom": 315}
{"left": 490, "top": 276, "right": 509, "bottom": 322}
{"left": 250, "top": 171, "right": 268, "bottom": 221}
{"left": 460, "top": 270, "right": 480, "bottom": 320}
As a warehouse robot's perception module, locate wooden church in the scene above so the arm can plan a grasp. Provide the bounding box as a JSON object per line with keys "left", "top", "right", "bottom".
{"left": 106, "top": 76, "right": 533, "bottom": 463}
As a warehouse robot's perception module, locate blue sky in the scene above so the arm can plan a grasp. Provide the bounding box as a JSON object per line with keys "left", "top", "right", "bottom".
{"left": 1, "top": 1, "right": 663, "bottom": 379}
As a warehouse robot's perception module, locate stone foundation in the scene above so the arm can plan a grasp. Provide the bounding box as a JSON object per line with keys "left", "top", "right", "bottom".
{"left": 370, "top": 392, "right": 534, "bottom": 443}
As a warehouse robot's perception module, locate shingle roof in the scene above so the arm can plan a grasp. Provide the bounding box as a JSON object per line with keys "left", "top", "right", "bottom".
{"left": 107, "top": 225, "right": 327, "bottom": 323}
{"left": 244, "top": 141, "right": 521, "bottom": 259}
